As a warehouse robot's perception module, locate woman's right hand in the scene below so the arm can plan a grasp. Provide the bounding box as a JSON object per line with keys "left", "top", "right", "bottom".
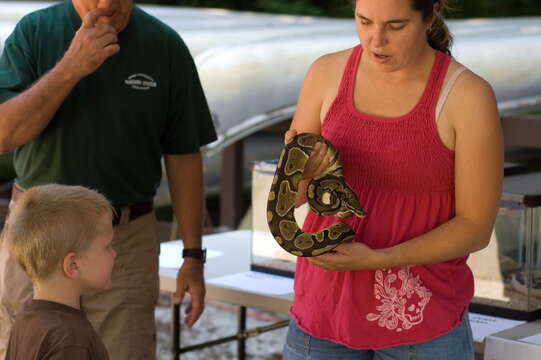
{"left": 284, "top": 129, "right": 330, "bottom": 180}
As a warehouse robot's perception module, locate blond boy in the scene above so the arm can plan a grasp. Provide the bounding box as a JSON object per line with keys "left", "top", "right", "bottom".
{"left": 4, "top": 184, "right": 115, "bottom": 360}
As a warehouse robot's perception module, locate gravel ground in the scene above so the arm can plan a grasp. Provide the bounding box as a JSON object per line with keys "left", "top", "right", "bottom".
{"left": 155, "top": 293, "right": 289, "bottom": 360}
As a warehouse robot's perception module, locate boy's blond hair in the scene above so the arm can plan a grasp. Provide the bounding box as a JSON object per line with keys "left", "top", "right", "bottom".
{"left": 5, "top": 184, "right": 112, "bottom": 281}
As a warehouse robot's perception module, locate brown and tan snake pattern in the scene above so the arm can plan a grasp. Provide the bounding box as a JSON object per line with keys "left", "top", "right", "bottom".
{"left": 267, "top": 133, "right": 366, "bottom": 257}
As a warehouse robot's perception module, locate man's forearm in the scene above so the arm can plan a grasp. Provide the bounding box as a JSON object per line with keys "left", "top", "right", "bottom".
{"left": 0, "top": 61, "right": 80, "bottom": 153}
{"left": 165, "top": 152, "right": 204, "bottom": 249}
{"left": 0, "top": 9, "right": 120, "bottom": 154}
{"left": 175, "top": 178, "right": 204, "bottom": 248}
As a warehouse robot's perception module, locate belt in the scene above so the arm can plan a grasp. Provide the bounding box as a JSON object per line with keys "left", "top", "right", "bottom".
{"left": 11, "top": 184, "right": 153, "bottom": 226}
{"left": 112, "top": 201, "right": 153, "bottom": 226}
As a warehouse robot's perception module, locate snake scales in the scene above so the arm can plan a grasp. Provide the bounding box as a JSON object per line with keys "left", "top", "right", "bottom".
{"left": 267, "top": 133, "right": 366, "bottom": 257}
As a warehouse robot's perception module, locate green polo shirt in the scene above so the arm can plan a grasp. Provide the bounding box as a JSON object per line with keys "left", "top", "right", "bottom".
{"left": 0, "top": 1, "right": 217, "bottom": 206}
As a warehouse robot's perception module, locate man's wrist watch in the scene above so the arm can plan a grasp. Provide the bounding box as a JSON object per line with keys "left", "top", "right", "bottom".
{"left": 182, "top": 248, "right": 206, "bottom": 264}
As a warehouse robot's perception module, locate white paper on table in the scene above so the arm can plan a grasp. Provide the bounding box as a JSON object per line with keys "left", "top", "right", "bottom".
{"left": 207, "top": 271, "right": 294, "bottom": 295}
{"left": 468, "top": 313, "right": 525, "bottom": 343}
{"left": 159, "top": 242, "right": 223, "bottom": 269}
{"left": 519, "top": 332, "right": 541, "bottom": 345}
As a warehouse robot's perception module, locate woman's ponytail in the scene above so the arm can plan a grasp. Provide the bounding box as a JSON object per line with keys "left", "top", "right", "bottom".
{"left": 425, "top": 1, "right": 454, "bottom": 56}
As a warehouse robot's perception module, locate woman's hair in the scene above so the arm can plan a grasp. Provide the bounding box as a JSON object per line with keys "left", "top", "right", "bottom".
{"left": 350, "top": 0, "right": 454, "bottom": 55}
{"left": 412, "top": 0, "right": 454, "bottom": 55}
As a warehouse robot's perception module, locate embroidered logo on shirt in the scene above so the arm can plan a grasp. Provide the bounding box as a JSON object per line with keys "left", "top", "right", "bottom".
{"left": 124, "top": 73, "right": 157, "bottom": 90}
{"left": 366, "top": 266, "right": 432, "bottom": 332}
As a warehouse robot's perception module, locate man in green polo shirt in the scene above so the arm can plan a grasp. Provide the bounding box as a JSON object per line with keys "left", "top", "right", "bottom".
{"left": 0, "top": 1, "right": 217, "bottom": 359}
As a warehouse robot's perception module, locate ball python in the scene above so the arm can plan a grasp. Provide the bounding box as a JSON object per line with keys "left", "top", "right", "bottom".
{"left": 267, "top": 133, "right": 366, "bottom": 257}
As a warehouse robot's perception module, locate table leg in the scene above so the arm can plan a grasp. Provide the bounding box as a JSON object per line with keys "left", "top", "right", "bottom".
{"left": 238, "top": 306, "right": 247, "bottom": 360}
{"left": 172, "top": 296, "right": 180, "bottom": 360}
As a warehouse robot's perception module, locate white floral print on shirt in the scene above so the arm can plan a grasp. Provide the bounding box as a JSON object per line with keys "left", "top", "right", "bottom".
{"left": 366, "top": 266, "right": 432, "bottom": 332}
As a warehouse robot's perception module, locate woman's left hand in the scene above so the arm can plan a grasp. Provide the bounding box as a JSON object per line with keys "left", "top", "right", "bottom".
{"left": 308, "top": 242, "right": 382, "bottom": 271}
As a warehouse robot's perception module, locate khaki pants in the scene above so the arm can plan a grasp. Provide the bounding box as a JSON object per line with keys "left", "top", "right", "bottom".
{"left": 0, "top": 203, "right": 160, "bottom": 360}
{"left": 0, "top": 200, "right": 31, "bottom": 360}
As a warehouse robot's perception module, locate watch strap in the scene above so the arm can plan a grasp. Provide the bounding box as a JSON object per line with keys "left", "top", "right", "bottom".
{"left": 182, "top": 248, "right": 206, "bottom": 264}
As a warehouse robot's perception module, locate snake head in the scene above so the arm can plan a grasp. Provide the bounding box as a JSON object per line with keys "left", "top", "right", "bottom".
{"left": 336, "top": 185, "right": 366, "bottom": 218}
{"left": 308, "top": 176, "right": 366, "bottom": 219}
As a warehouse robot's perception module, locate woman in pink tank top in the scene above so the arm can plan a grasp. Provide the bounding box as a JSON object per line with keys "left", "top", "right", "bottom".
{"left": 282, "top": 1, "right": 503, "bottom": 359}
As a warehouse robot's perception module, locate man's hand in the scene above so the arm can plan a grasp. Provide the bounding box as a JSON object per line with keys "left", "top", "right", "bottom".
{"left": 59, "top": 8, "right": 120, "bottom": 79}
{"left": 175, "top": 258, "right": 206, "bottom": 328}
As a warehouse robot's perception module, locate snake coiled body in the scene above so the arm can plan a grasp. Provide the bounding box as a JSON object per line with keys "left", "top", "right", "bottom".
{"left": 267, "top": 133, "right": 366, "bottom": 257}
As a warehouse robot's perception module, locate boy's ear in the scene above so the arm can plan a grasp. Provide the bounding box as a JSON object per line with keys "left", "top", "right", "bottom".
{"left": 62, "top": 252, "right": 80, "bottom": 279}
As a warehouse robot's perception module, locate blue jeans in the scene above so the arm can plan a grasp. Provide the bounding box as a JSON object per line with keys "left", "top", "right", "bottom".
{"left": 283, "top": 315, "right": 474, "bottom": 360}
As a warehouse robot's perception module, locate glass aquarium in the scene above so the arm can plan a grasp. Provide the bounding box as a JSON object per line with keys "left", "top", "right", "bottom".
{"left": 468, "top": 171, "right": 541, "bottom": 320}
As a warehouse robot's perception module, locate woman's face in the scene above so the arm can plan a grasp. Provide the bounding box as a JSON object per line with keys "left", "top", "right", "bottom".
{"left": 354, "top": 0, "right": 433, "bottom": 72}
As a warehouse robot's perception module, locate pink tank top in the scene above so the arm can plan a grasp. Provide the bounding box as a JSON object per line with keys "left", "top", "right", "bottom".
{"left": 290, "top": 45, "right": 474, "bottom": 349}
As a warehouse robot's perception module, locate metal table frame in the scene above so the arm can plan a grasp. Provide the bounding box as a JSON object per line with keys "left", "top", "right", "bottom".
{"left": 170, "top": 300, "right": 289, "bottom": 360}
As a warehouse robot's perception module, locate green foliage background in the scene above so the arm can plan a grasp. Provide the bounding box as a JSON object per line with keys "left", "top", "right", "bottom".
{"left": 136, "top": 0, "right": 541, "bottom": 18}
